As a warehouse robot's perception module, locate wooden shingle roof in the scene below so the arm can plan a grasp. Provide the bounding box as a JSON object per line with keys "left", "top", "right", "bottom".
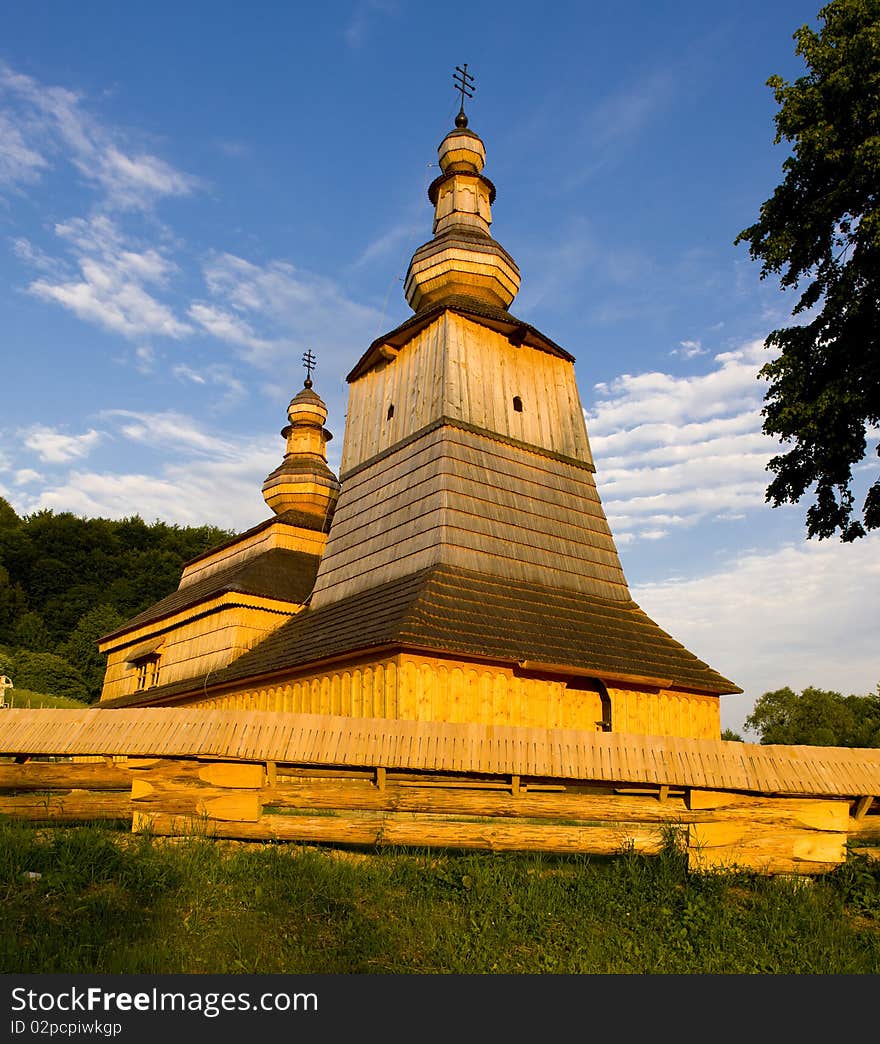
{"left": 100, "top": 547, "right": 321, "bottom": 644}
{"left": 101, "top": 565, "right": 739, "bottom": 704}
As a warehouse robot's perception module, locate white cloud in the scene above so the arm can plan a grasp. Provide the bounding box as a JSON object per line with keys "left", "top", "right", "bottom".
{"left": 670, "top": 339, "right": 707, "bottom": 358}
{"left": 20, "top": 452, "right": 278, "bottom": 532}
{"left": 187, "top": 302, "right": 277, "bottom": 354}
{"left": 0, "top": 62, "right": 198, "bottom": 210}
{"left": 632, "top": 534, "right": 880, "bottom": 737}
{"left": 104, "top": 410, "right": 222, "bottom": 456}
{"left": 587, "top": 339, "right": 780, "bottom": 540}
{"left": 25, "top": 215, "right": 191, "bottom": 340}
{"left": 192, "top": 253, "right": 381, "bottom": 415}
{"left": 12, "top": 409, "right": 282, "bottom": 530}
{"left": 14, "top": 469, "right": 42, "bottom": 485}
{"left": 22, "top": 425, "right": 102, "bottom": 463}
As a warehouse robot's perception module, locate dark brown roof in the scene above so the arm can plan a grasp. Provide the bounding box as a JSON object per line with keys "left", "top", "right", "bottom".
{"left": 347, "top": 297, "right": 574, "bottom": 381}
{"left": 102, "top": 564, "right": 740, "bottom": 705}
{"left": 100, "top": 547, "right": 322, "bottom": 644}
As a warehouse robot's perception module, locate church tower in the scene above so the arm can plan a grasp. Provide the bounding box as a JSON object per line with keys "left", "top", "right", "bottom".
{"left": 100, "top": 74, "right": 739, "bottom": 739}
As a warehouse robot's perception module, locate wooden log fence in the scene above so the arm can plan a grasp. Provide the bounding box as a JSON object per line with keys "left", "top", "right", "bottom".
{"left": 0, "top": 753, "right": 877, "bottom": 875}
{"left": 0, "top": 709, "right": 878, "bottom": 875}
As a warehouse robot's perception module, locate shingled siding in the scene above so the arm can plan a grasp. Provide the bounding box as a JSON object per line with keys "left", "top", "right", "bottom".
{"left": 101, "top": 547, "right": 321, "bottom": 642}
{"left": 311, "top": 426, "right": 629, "bottom": 607}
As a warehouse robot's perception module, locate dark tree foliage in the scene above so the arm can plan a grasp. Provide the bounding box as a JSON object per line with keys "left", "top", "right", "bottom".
{"left": 0, "top": 506, "right": 231, "bottom": 646}
{"left": 745, "top": 684, "right": 880, "bottom": 746}
{"left": 735, "top": 0, "right": 880, "bottom": 540}
{"left": 0, "top": 645, "right": 90, "bottom": 703}
{"left": 59, "top": 604, "right": 126, "bottom": 702}
{"left": 0, "top": 501, "right": 232, "bottom": 697}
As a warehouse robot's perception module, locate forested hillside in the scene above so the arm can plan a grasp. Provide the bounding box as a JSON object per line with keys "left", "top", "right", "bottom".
{"left": 0, "top": 497, "right": 231, "bottom": 702}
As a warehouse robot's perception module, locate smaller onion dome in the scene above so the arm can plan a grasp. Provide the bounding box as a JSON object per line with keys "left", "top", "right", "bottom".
{"left": 262, "top": 379, "right": 340, "bottom": 520}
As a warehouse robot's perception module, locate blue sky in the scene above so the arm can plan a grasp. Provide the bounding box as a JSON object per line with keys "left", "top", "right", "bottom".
{"left": 1, "top": 1, "right": 877, "bottom": 736}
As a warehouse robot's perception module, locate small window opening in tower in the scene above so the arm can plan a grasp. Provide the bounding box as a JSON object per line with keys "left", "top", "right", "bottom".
{"left": 387, "top": 404, "right": 394, "bottom": 420}
{"left": 513, "top": 396, "right": 523, "bottom": 413}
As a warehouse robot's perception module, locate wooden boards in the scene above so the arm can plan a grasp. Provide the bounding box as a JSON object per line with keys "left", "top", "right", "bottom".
{"left": 2, "top": 708, "right": 880, "bottom": 799}
{"left": 0, "top": 744, "right": 874, "bottom": 874}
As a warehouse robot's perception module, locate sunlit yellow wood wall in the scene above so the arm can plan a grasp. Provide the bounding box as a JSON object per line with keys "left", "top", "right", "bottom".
{"left": 184, "top": 651, "right": 720, "bottom": 738}
{"left": 99, "top": 599, "right": 298, "bottom": 703}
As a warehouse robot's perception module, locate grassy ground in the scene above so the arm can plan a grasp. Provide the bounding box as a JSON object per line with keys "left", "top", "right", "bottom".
{"left": 1, "top": 689, "right": 88, "bottom": 709}
{"left": 1, "top": 819, "right": 879, "bottom": 974}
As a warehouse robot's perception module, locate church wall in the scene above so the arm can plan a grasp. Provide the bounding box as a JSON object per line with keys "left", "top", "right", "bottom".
{"left": 130, "top": 647, "right": 720, "bottom": 739}
{"left": 100, "top": 603, "right": 297, "bottom": 703}
{"left": 195, "top": 656, "right": 402, "bottom": 718}
{"left": 607, "top": 685, "right": 720, "bottom": 740}
{"left": 341, "top": 317, "right": 448, "bottom": 473}
{"left": 185, "top": 653, "right": 609, "bottom": 732}
{"left": 340, "top": 313, "right": 594, "bottom": 475}
{"left": 443, "top": 313, "right": 593, "bottom": 463}
{"left": 179, "top": 524, "right": 326, "bottom": 588}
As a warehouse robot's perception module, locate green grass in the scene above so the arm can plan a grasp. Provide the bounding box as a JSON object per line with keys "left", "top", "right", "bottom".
{"left": 1, "top": 818, "right": 878, "bottom": 974}
{"left": 1, "top": 689, "right": 89, "bottom": 709}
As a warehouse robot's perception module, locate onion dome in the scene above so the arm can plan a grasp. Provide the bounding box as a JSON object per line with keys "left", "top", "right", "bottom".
{"left": 261, "top": 379, "right": 340, "bottom": 519}
{"left": 404, "top": 118, "right": 521, "bottom": 313}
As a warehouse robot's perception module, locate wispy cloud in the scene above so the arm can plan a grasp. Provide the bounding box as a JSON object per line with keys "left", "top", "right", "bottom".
{"left": 0, "top": 62, "right": 199, "bottom": 210}
{"left": 350, "top": 216, "right": 421, "bottom": 271}
{"left": 344, "top": 0, "right": 397, "bottom": 49}
{"left": 192, "top": 252, "right": 381, "bottom": 407}
{"left": 590, "top": 71, "right": 676, "bottom": 150}
{"left": 633, "top": 534, "right": 880, "bottom": 735}
{"left": 563, "top": 70, "right": 677, "bottom": 188}
{"left": 0, "top": 111, "right": 48, "bottom": 190}
{"left": 24, "top": 215, "right": 192, "bottom": 340}
{"left": 21, "top": 425, "right": 103, "bottom": 463}
{"left": 11, "top": 236, "right": 60, "bottom": 273}
{"left": 515, "top": 217, "right": 657, "bottom": 317}
{"left": 587, "top": 339, "right": 779, "bottom": 541}
{"left": 172, "top": 362, "right": 247, "bottom": 407}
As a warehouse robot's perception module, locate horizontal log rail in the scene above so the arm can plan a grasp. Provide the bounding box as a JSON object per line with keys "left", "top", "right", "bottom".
{"left": 0, "top": 750, "right": 876, "bottom": 875}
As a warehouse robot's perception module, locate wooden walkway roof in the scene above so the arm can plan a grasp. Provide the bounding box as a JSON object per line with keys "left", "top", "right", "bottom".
{"left": 2, "top": 709, "right": 879, "bottom": 799}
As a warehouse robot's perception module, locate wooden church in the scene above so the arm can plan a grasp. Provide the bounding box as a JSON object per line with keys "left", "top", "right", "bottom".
{"left": 96, "top": 91, "right": 740, "bottom": 740}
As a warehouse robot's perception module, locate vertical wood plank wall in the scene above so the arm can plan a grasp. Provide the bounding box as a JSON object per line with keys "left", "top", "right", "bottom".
{"left": 185, "top": 653, "right": 719, "bottom": 739}
{"left": 340, "top": 312, "right": 594, "bottom": 475}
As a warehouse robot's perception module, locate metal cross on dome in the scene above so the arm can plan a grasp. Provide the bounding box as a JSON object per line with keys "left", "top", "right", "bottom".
{"left": 302, "top": 349, "right": 316, "bottom": 388}
{"left": 453, "top": 64, "right": 475, "bottom": 125}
